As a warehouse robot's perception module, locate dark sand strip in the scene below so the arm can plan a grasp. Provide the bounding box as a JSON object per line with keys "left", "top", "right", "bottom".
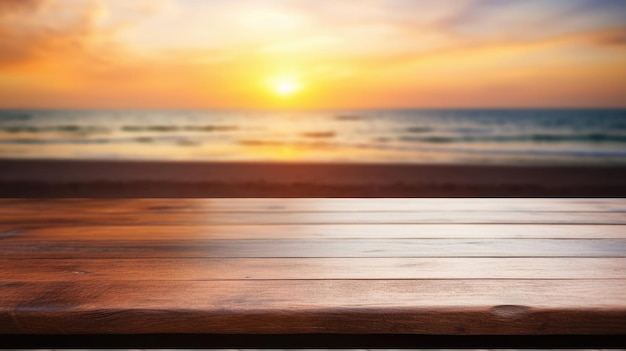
{"left": 1, "top": 159, "right": 626, "bottom": 197}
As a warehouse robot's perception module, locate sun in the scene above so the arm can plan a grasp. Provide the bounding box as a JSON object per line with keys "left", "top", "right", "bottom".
{"left": 271, "top": 77, "right": 301, "bottom": 97}
{"left": 276, "top": 80, "right": 299, "bottom": 96}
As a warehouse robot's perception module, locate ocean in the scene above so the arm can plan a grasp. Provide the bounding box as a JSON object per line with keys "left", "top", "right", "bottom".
{"left": 1, "top": 109, "right": 625, "bottom": 165}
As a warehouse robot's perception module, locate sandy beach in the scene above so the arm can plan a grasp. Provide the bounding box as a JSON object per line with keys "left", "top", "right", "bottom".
{"left": 1, "top": 158, "right": 625, "bottom": 197}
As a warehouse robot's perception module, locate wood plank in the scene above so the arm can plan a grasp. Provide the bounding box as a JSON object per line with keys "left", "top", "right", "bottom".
{"left": 2, "top": 199, "right": 625, "bottom": 338}
{"left": 2, "top": 224, "right": 625, "bottom": 241}
{"left": 2, "top": 210, "right": 626, "bottom": 225}
{"left": 2, "top": 198, "right": 626, "bottom": 213}
{"left": 0, "top": 280, "right": 624, "bottom": 334}
{"left": 2, "top": 258, "right": 626, "bottom": 281}
{"left": 1, "top": 238, "right": 625, "bottom": 258}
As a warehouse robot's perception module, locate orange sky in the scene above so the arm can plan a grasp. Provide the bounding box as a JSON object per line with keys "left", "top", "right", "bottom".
{"left": 1, "top": 0, "right": 625, "bottom": 109}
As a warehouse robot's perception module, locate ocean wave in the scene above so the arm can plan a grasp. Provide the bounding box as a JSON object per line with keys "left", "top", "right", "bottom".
{"left": 0, "top": 112, "right": 31, "bottom": 121}
{"left": 239, "top": 139, "right": 285, "bottom": 146}
{"left": 334, "top": 114, "right": 366, "bottom": 121}
{"left": 2, "top": 108, "right": 626, "bottom": 164}
{"left": 301, "top": 131, "right": 336, "bottom": 138}
{"left": 0, "top": 125, "right": 111, "bottom": 134}
{"left": 184, "top": 125, "right": 238, "bottom": 132}
{"left": 238, "top": 139, "right": 334, "bottom": 148}
{"left": 365, "top": 141, "right": 626, "bottom": 159}
{"left": 1, "top": 138, "right": 114, "bottom": 144}
{"left": 1, "top": 124, "right": 239, "bottom": 134}
{"left": 399, "top": 133, "right": 626, "bottom": 144}
{"left": 405, "top": 126, "right": 433, "bottom": 133}
{"left": 0, "top": 135, "right": 208, "bottom": 145}
{"left": 121, "top": 125, "right": 238, "bottom": 132}
{"left": 122, "top": 125, "right": 178, "bottom": 132}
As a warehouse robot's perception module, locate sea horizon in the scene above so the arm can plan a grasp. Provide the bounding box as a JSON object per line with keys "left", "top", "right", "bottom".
{"left": 2, "top": 106, "right": 626, "bottom": 112}
{"left": 1, "top": 108, "right": 625, "bottom": 166}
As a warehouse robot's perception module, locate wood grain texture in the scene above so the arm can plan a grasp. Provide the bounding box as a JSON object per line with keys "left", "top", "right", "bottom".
{"left": 2, "top": 210, "right": 626, "bottom": 225}
{"left": 2, "top": 224, "right": 626, "bottom": 240}
{"left": 1, "top": 238, "right": 625, "bottom": 258}
{"left": 2, "top": 199, "right": 626, "bottom": 226}
{"left": 2, "top": 198, "right": 626, "bottom": 213}
{"left": 0, "top": 280, "right": 625, "bottom": 334}
{"left": 1, "top": 198, "right": 625, "bottom": 336}
{"left": 2, "top": 257, "right": 626, "bottom": 281}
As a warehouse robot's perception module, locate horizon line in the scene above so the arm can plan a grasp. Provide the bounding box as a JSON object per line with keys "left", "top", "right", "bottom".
{"left": 1, "top": 106, "right": 626, "bottom": 111}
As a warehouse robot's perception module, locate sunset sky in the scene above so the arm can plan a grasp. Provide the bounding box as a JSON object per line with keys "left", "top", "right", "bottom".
{"left": 1, "top": 0, "right": 625, "bottom": 109}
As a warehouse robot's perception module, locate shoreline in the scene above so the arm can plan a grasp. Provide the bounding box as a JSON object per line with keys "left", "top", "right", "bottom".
{"left": 2, "top": 158, "right": 626, "bottom": 197}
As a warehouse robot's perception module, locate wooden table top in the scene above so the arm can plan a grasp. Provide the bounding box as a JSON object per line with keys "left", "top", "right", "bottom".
{"left": 1, "top": 198, "right": 625, "bottom": 337}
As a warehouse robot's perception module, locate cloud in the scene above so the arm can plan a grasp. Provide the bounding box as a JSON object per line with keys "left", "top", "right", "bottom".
{"left": 0, "top": 0, "right": 624, "bottom": 108}
{"left": 592, "top": 28, "right": 626, "bottom": 46}
{"left": 0, "top": 0, "right": 47, "bottom": 13}
{"left": 4, "top": 0, "right": 619, "bottom": 69}
{"left": 0, "top": 0, "right": 98, "bottom": 66}
{"left": 443, "top": 0, "right": 626, "bottom": 42}
{"left": 0, "top": 0, "right": 160, "bottom": 68}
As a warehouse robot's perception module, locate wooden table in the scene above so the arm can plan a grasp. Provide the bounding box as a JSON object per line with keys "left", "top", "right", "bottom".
{"left": 1, "top": 198, "right": 625, "bottom": 348}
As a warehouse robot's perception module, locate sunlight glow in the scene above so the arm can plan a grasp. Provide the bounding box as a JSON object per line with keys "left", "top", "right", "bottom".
{"left": 0, "top": 0, "right": 625, "bottom": 108}
{"left": 273, "top": 77, "right": 301, "bottom": 97}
